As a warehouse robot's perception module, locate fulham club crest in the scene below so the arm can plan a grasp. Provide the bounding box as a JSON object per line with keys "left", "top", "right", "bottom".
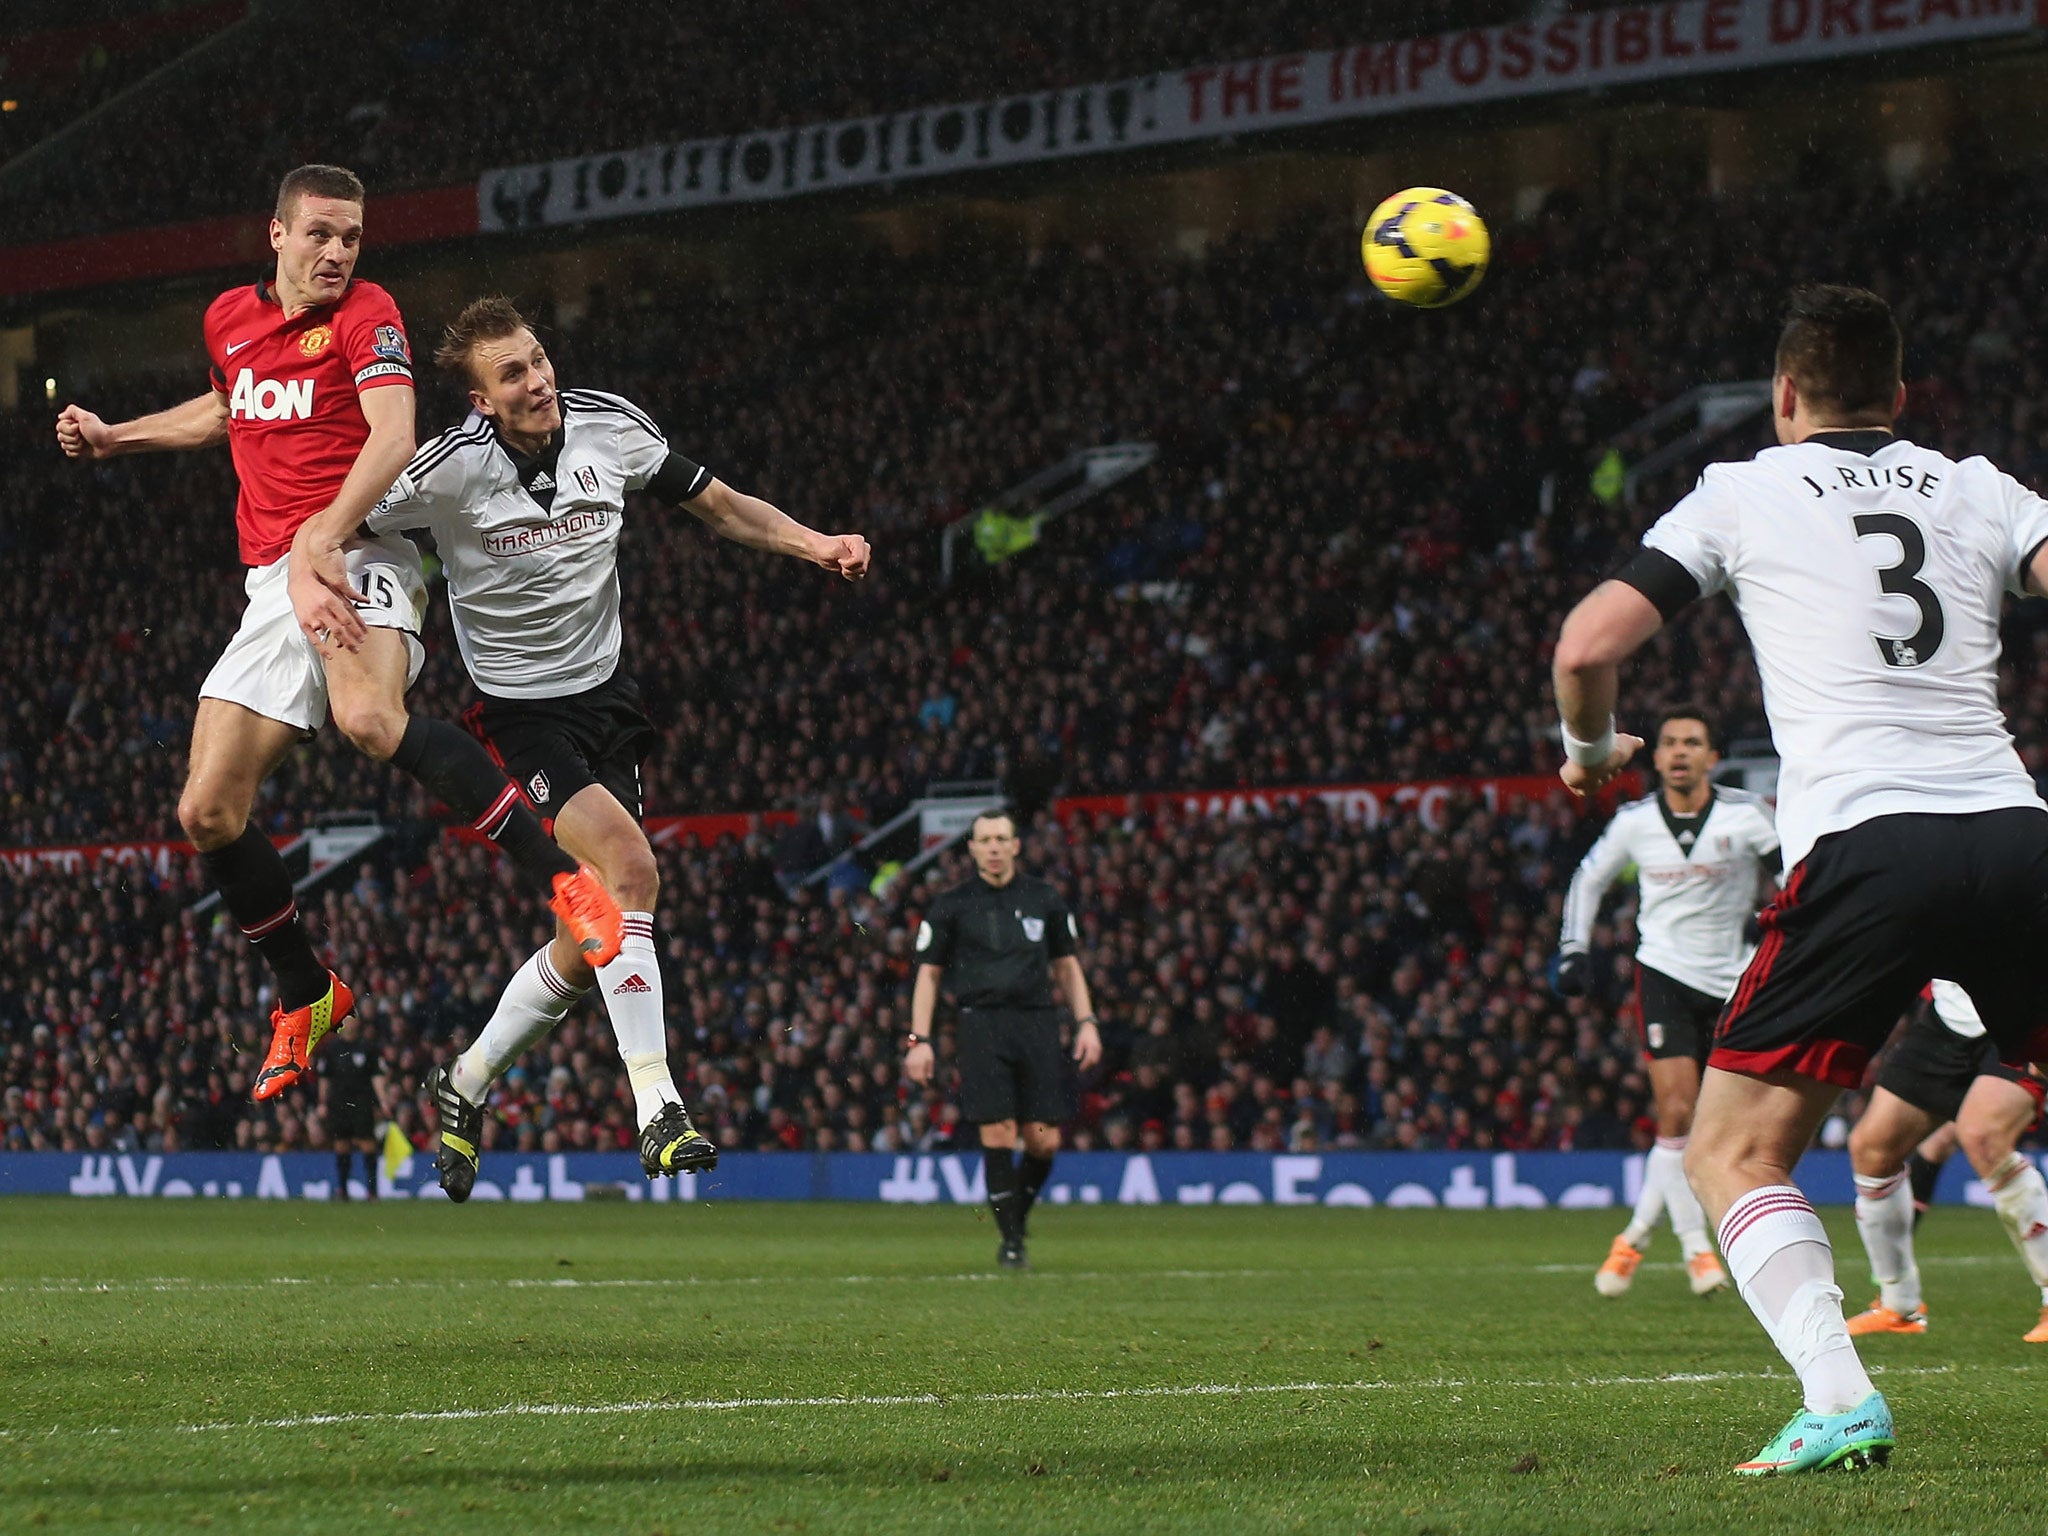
{"left": 574, "top": 465, "right": 600, "bottom": 497}
{"left": 528, "top": 771, "right": 550, "bottom": 805}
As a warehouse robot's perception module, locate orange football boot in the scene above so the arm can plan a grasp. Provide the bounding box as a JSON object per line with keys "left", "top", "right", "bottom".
{"left": 1595, "top": 1235, "right": 1643, "bottom": 1297}
{"left": 252, "top": 971, "right": 354, "bottom": 1102}
{"left": 1845, "top": 1297, "right": 1928, "bottom": 1336}
{"left": 2023, "top": 1305, "right": 2048, "bottom": 1345}
{"left": 1687, "top": 1250, "right": 1731, "bottom": 1295}
{"left": 550, "top": 864, "right": 623, "bottom": 966}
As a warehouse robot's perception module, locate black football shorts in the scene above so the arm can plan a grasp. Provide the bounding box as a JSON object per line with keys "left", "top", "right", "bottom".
{"left": 1877, "top": 1001, "right": 2046, "bottom": 1124}
{"left": 956, "top": 1007, "right": 1073, "bottom": 1126}
{"left": 1634, "top": 964, "right": 1724, "bottom": 1067}
{"left": 461, "top": 671, "right": 655, "bottom": 828}
{"left": 1712, "top": 808, "right": 2048, "bottom": 1088}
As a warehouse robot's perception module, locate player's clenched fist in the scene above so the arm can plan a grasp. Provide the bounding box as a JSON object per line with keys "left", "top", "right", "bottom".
{"left": 55, "top": 404, "right": 113, "bottom": 460}
{"left": 815, "top": 533, "right": 871, "bottom": 581}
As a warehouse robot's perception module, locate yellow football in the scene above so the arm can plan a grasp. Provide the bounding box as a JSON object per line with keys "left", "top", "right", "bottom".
{"left": 1362, "top": 187, "right": 1490, "bottom": 309}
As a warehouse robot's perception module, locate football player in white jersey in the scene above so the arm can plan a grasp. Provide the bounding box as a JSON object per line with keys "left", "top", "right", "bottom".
{"left": 1552, "top": 284, "right": 2048, "bottom": 1474}
{"left": 292, "top": 296, "right": 870, "bottom": 1194}
{"left": 1553, "top": 707, "right": 1779, "bottom": 1299}
{"left": 1845, "top": 981, "right": 2048, "bottom": 1343}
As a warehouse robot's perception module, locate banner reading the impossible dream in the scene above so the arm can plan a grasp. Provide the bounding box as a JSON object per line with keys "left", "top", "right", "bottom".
{"left": 478, "top": 0, "right": 2035, "bottom": 232}
{"left": 3, "top": 1149, "right": 2031, "bottom": 1208}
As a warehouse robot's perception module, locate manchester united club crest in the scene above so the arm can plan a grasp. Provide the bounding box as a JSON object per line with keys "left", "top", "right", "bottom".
{"left": 298, "top": 324, "right": 334, "bottom": 356}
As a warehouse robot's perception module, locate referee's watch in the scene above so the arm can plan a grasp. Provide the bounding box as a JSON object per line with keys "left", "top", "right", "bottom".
{"left": 1075, "top": 1016, "right": 1099, "bottom": 1028}
{"left": 903, "top": 1032, "right": 931, "bottom": 1049}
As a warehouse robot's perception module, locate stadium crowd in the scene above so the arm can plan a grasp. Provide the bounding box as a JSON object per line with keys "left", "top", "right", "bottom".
{"left": 2, "top": 783, "right": 1742, "bottom": 1160}
{"left": 4, "top": 0, "right": 1524, "bottom": 245}
{"left": 11, "top": 170, "right": 2048, "bottom": 851}
{"left": 6, "top": 166, "right": 2048, "bottom": 1156}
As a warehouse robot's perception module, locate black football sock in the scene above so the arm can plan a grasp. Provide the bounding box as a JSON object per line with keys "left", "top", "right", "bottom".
{"left": 389, "top": 717, "right": 577, "bottom": 892}
{"left": 1907, "top": 1149, "right": 1946, "bottom": 1228}
{"left": 336, "top": 1151, "right": 353, "bottom": 1189}
{"left": 201, "top": 825, "right": 328, "bottom": 1010}
{"left": 984, "top": 1146, "right": 1021, "bottom": 1240}
{"left": 1018, "top": 1151, "right": 1055, "bottom": 1228}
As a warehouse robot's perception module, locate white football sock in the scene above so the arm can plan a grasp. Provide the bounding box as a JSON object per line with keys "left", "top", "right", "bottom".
{"left": 454, "top": 946, "right": 586, "bottom": 1105}
{"left": 1985, "top": 1153, "right": 2048, "bottom": 1290}
{"left": 1655, "top": 1137, "right": 1712, "bottom": 1259}
{"left": 1718, "top": 1184, "right": 1874, "bottom": 1415}
{"left": 595, "top": 911, "right": 680, "bottom": 1129}
{"left": 1623, "top": 1142, "right": 1673, "bottom": 1250}
{"left": 1852, "top": 1169, "right": 1921, "bottom": 1315}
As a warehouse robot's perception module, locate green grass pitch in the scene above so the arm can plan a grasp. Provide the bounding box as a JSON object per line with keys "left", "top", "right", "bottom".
{"left": 1, "top": 1200, "right": 2042, "bottom": 1534}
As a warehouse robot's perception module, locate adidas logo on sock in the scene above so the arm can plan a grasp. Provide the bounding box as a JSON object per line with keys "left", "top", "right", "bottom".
{"left": 612, "top": 973, "right": 652, "bottom": 995}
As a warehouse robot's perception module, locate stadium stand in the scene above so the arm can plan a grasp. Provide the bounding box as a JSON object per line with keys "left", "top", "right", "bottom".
{"left": 0, "top": 0, "right": 1524, "bottom": 244}
{"left": 6, "top": 168, "right": 2048, "bottom": 1156}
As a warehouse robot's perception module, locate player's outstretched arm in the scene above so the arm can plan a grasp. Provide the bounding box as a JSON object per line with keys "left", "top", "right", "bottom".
{"left": 684, "top": 478, "right": 871, "bottom": 579}
{"left": 1552, "top": 578, "right": 1661, "bottom": 797}
{"left": 288, "top": 384, "right": 416, "bottom": 651}
{"left": 56, "top": 392, "right": 228, "bottom": 459}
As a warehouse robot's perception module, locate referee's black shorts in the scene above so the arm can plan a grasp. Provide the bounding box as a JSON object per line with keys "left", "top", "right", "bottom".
{"left": 1876, "top": 1003, "right": 2046, "bottom": 1125}
{"left": 1712, "top": 808, "right": 2048, "bottom": 1089}
{"left": 328, "top": 1099, "right": 377, "bottom": 1143}
{"left": 956, "top": 1007, "right": 1072, "bottom": 1126}
{"left": 461, "top": 672, "right": 656, "bottom": 828}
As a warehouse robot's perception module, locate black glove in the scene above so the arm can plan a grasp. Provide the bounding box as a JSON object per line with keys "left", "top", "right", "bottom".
{"left": 1549, "top": 950, "right": 1590, "bottom": 998}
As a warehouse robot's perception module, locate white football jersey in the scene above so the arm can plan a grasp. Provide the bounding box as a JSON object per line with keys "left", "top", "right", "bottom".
{"left": 1928, "top": 978, "right": 1986, "bottom": 1041}
{"left": 1643, "top": 435, "right": 2048, "bottom": 867}
{"left": 1560, "top": 786, "right": 1780, "bottom": 1000}
{"left": 366, "top": 389, "right": 708, "bottom": 698}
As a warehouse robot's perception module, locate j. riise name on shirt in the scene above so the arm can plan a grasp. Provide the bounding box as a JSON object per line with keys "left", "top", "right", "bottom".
{"left": 1799, "top": 461, "right": 1942, "bottom": 499}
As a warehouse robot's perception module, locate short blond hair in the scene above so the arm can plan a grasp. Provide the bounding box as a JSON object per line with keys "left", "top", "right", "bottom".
{"left": 435, "top": 295, "right": 531, "bottom": 385}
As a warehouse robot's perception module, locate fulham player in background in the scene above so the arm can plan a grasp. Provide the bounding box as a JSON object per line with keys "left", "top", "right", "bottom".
{"left": 1554, "top": 707, "right": 1778, "bottom": 1300}
{"left": 56, "top": 166, "right": 621, "bottom": 1104}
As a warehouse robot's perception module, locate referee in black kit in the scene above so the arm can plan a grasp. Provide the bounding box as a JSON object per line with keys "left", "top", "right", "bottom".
{"left": 904, "top": 810, "right": 1102, "bottom": 1269}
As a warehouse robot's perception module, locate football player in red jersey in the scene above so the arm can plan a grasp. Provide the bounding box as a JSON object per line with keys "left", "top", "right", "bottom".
{"left": 56, "top": 165, "right": 622, "bottom": 1103}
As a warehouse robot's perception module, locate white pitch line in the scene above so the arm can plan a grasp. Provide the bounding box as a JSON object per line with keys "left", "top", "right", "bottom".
{"left": 0, "top": 1365, "right": 1982, "bottom": 1441}
{"left": 169, "top": 1365, "right": 1968, "bottom": 1436}
{"left": 0, "top": 1253, "right": 2011, "bottom": 1296}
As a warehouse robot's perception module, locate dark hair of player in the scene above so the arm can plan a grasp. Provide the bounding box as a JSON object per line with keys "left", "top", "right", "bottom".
{"left": 435, "top": 295, "right": 531, "bottom": 386}
{"left": 971, "top": 809, "right": 1017, "bottom": 838}
{"left": 274, "top": 164, "right": 365, "bottom": 227}
{"left": 1774, "top": 283, "right": 1901, "bottom": 423}
{"left": 1659, "top": 705, "right": 1716, "bottom": 751}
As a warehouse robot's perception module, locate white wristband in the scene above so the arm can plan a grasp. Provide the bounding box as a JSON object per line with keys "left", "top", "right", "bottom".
{"left": 1561, "top": 718, "right": 1616, "bottom": 767}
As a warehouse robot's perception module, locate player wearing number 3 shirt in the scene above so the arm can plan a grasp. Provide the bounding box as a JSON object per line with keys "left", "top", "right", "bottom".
{"left": 55, "top": 165, "right": 620, "bottom": 1108}
{"left": 1551, "top": 284, "right": 2048, "bottom": 1474}
{"left": 303, "top": 297, "right": 871, "bottom": 1195}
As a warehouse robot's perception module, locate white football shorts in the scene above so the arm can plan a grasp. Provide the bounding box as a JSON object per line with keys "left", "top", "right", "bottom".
{"left": 199, "top": 534, "right": 428, "bottom": 733}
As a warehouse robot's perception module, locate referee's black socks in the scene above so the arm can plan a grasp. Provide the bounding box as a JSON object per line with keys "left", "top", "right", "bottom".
{"left": 1018, "top": 1152, "right": 1055, "bottom": 1219}
{"left": 984, "top": 1147, "right": 1021, "bottom": 1240}
{"left": 389, "top": 717, "right": 578, "bottom": 892}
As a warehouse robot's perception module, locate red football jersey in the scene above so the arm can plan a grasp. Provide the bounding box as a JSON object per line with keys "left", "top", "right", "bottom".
{"left": 203, "top": 278, "right": 414, "bottom": 566}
